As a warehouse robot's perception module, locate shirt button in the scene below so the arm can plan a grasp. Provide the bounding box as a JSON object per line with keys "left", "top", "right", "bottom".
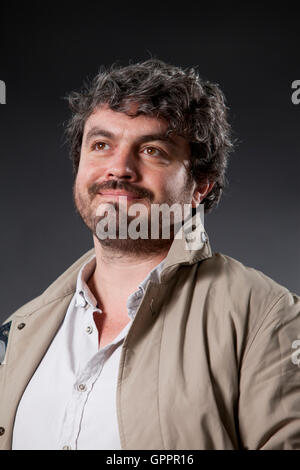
{"left": 17, "top": 323, "right": 26, "bottom": 330}
{"left": 0, "top": 427, "right": 5, "bottom": 436}
{"left": 78, "top": 383, "right": 87, "bottom": 392}
{"left": 86, "top": 326, "right": 93, "bottom": 334}
{"left": 62, "top": 445, "right": 71, "bottom": 450}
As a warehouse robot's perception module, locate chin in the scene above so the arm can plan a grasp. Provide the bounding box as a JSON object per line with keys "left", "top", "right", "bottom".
{"left": 96, "top": 237, "right": 173, "bottom": 256}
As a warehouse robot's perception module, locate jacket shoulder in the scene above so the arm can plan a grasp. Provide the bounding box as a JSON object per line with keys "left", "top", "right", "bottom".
{"left": 2, "top": 248, "right": 95, "bottom": 325}
{"left": 205, "top": 252, "right": 291, "bottom": 298}
{"left": 198, "top": 253, "right": 299, "bottom": 359}
{"left": 199, "top": 252, "right": 297, "bottom": 328}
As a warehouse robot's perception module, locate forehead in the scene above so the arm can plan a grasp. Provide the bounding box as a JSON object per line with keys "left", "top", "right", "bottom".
{"left": 83, "top": 103, "right": 170, "bottom": 138}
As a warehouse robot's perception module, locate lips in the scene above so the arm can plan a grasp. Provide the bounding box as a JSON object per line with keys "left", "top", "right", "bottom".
{"left": 99, "top": 191, "right": 143, "bottom": 200}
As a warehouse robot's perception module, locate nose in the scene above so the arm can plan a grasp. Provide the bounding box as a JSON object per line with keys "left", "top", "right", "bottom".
{"left": 103, "top": 146, "right": 138, "bottom": 182}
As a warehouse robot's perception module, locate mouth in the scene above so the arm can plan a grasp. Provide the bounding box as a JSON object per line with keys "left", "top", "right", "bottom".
{"left": 98, "top": 191, "right": 143, "bottom": 201}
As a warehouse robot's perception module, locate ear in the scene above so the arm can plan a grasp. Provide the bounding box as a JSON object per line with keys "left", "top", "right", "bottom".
{"left": 192, "top": 181, "right": 215, "bottom": 208}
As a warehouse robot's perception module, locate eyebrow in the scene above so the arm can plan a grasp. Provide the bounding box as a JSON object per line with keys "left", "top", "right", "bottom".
{"left": 84, "top": 126, "right": 178, "bottom": 149}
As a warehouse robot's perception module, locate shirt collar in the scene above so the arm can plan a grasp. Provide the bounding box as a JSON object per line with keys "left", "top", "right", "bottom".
{"left": 126, "top": 257, "right": 165, "bottom": 319}
{"left": 74, "top": 254, "right": 166, "bottom": 319}
{"left": 75, "top": 255, "right": 102, "bottom": 312}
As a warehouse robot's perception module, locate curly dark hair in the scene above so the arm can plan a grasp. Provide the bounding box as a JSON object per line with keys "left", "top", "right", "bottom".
{"left": 64, "top": 59, "right": 234, "bottom": 213}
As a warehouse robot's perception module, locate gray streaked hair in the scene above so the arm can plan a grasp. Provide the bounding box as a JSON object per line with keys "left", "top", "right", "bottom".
{"left": 64, "top": 59, "right": 234, "bottom": 212}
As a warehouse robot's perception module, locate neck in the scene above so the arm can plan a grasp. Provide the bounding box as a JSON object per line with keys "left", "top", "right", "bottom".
{"left": 87, "top": 235, "right": 170, "bottom": 313}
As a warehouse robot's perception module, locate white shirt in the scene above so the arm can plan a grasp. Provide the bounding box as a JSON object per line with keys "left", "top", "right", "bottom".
{"left": 12, "top": 254, "right": 165, "bottom": 450}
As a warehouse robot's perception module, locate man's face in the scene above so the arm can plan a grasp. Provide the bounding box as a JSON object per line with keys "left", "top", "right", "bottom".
{"left": 74, "top": 103, "right": 203, "bottom": 254}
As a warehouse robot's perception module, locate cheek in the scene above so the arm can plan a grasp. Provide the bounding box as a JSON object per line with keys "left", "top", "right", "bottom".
{"left": 76, "top": 161, "right": 99, "bottom": 189}
{"left": 77, "top": 151, "right": 103, "bottom": 179}
{"left": 161, "top": 168, "right": 191, "bottom": 196}
{"left": 74, "top": 172, "right": 85, "bottom": 194}
{"left": 170, "top": 180, "right": 194, "bottom": 206}
{"left": 74, "top": 170, "right": 92, "bottom": 203}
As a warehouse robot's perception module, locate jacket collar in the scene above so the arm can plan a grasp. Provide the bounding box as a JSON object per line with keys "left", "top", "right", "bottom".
{"left": 160, "top": 213, "right": 212, "bottom": 282}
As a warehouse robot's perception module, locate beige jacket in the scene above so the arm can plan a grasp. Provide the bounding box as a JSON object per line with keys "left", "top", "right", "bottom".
{"left": 1, "top": 231, "right": 300, "bottom": 450}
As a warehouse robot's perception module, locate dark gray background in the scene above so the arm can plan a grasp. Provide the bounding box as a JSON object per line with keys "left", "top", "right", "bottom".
{"left": 1, "top": 2, "right": 299, "bottom": 323}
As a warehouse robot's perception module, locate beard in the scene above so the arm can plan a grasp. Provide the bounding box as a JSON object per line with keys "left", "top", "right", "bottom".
{"left": 73, "top": 178, "right": 194, "bottom": 256}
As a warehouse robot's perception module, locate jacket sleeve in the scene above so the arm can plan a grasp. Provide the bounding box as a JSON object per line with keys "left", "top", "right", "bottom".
{"left": 238, "top": 291, "right": 300, "bottom": 449}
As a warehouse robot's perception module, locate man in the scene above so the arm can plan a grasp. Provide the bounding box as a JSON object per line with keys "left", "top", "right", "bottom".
{"left": 0, "top": 59, "right": 299, "bottom": 450}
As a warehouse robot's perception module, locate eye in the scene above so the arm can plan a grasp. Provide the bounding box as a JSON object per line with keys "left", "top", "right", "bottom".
{"left": 142, "top": 146, "right": 161, "bottom": 157}
{"left": 92, "top": 141, "right": 110, "bottom": 151}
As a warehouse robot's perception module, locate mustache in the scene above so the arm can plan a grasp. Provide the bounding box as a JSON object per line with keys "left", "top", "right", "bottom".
{"left": 88, "top": 180, "right": 154, "bottom": 201}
